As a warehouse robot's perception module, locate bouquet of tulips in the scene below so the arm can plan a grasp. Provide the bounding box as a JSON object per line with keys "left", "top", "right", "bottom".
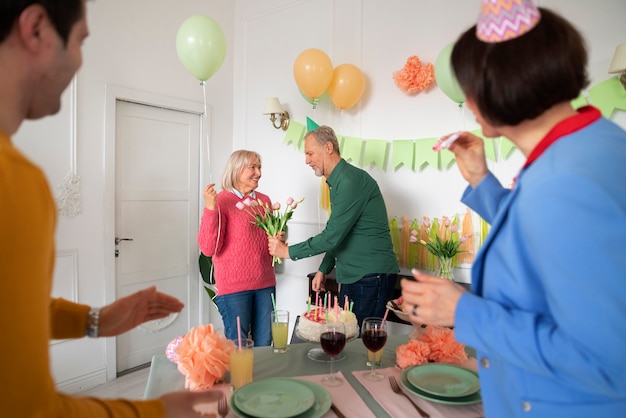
{"left": 236, "top": 196, "right": 304, "bottom": 266}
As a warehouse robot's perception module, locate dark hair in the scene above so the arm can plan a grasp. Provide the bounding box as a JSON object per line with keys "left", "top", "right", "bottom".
{"left": 0, "top": 0, "right": 84, "bottom": 45}
{"left": 451, "top": 7, "right": 589, "bottom": 126}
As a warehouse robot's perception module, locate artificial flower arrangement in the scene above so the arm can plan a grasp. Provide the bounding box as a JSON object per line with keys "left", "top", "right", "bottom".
{"left": 409, "top": 215, "right": 471, "bottom": 280}
{"left": 395, "top": 325, "right": 468, "bottom": 369}
{"left": 236, "top": 196, "right": 305, "bottom": 266}
{"left": 166, "top": 324, "right": 235, "bottom": 391}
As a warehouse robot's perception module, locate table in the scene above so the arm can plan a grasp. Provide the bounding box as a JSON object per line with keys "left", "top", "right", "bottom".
{"left": 146, "top": 335, "right": 409, "bottom": 416}
{"left": 145, "top": 334, "right": 481, "bottom": 417}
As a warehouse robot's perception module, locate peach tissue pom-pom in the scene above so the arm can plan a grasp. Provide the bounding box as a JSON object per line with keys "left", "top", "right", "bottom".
{"left": 174, "top": 324, "right": 235, "bottom": 391}
{"left": 419, "top": 325, "right": 468, "bottom": 365}
{"left": 396, "top": 339, "right": 431, "bottom": 369}
{"left": 393, "top": 55, "right": 436, "bottom": 95}
{"left": 395, "top": 325, "right": 468, "bottom": 369}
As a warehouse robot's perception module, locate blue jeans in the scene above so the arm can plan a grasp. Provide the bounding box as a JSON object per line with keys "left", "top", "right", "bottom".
{"left": 339, "top": 273, "right": 397, "bottom": 332}
{"left": 215, "top": 286, "right": 275, "bottom": 347}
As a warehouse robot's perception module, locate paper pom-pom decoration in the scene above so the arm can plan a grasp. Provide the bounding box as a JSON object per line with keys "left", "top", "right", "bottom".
{"left": 174, "top": 324, "right": 235, "bottom": 391}
{"left": 165, "top": 335, "right": 183, "bottom": 363}
{"left": 395, "top": 325, "right": 468, "bottom": 369}
{"left": 393, "top": 55, "right": 435, "bottom": 95}
{"left": 476, "top": 0, "right": 541, "bottom": 43}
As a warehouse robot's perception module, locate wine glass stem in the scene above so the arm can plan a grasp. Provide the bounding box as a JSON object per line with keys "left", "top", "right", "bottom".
{"left": 370, "top": 360, "right": 375, "bottom": 375}
{"left": 330, "top": 357, "right": 335, "bottom": 381}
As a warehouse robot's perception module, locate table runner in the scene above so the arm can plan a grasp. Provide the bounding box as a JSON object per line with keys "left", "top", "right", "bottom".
{"left": 353, "top": 367, "right": 484, "bottom": 418}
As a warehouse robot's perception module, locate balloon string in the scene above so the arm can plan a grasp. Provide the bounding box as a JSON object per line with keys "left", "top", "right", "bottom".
{"left": 201, "top": 81, "right": 212, "bottom": 183}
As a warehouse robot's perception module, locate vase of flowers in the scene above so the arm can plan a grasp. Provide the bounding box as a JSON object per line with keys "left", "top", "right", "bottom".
{"left": 409, "top": 216, "right": 468, "bottom": 281}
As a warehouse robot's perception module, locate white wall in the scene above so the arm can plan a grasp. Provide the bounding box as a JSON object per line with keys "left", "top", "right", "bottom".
{"left": 11, "top": 0, "right": 626, "bottom": 393}
{"left": 233, "top": 0, "right": 626, "bottom": 337}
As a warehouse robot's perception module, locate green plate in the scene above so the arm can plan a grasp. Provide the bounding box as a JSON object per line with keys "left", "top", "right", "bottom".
{"left": 407, "top": 363, "right": 480, "bottom": 398}
{"left": 233, "top": 379, "right": 315, "bottom": 418}
{"left": 231, "top": 378, "right": 331, "bottom": 418}
{"left": 400, "top": 367, "right": 482, "bottom": 405}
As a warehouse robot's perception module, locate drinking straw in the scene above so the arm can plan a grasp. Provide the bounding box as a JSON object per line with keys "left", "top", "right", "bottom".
{"left": 271, "top": 293, "right": 278, "bottom": 322}
{"left": 323, "top": 292, "right": 328, "bottom": 310}
{"left": 381, "top": 308, "right": 390, "bottom": 328}
{"left": 315, "top": 291, "right": 319, "bottom": 309}
{"left": 349, "top": 301, "right": 354, "bottom": 312}
{"left": 344, "top": 295, "right": 348, "bottom": 311}
{"left": 236, "top": 316, "right": 242, "bottom": 349}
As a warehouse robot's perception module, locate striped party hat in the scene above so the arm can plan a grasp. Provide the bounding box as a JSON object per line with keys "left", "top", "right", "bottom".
{"left": 476, "top": 0, "right": 541, "bottom": 43}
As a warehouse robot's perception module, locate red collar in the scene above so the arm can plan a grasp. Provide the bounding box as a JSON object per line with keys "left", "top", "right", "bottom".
{"left": 522, "top": 106, "right": 601, "bottom": 169}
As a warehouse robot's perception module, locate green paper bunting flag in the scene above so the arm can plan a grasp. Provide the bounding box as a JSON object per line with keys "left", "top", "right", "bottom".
{"left": 500, "top": 137, "right": 517, "bottom": 158}
{"left": 571, "top": 94, "right": 588, "bottom": 110}
{"left": 414, "top": 138, "right": 438, "bottom": 169}
{"left": 342, "top": 136, "right": 364, "bottom": 165}
{"left": 306, "top": 117, "right": 320, "bottom": 132}
{"left": 589, "top": 77, "right": 626, "bottom": 118}
{"left": 440, "top": 148, "right": 456, "bottom": 168}
{"left": 392, "top": 140, "right": 415, "bottom": 170}
{"left": 283, "top": 121, "right": 305, "bottom": 148}
{"left": 363, "top": 140, "right": 388, "bottom": 169}
{"left": 470, "top": 129, "right": 496, "bottom": 162}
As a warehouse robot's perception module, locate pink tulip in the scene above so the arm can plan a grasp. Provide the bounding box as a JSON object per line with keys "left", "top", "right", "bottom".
{"left": 272, "top": 202, "right": 281, "bottom": 210}
{"left": 243, "top": 198, "right": 252, "bottom": 207}
{"left": 409, "top": 235, "right": 418, "bottom": 243}
{"left": 410, "top": 229, "right": 418, "bottom": 236}
{"left": 249, "top": 199, "right": 259, "bottom": 208}
{"left": 235, "top": 202, "right": 245, "bottom": 210}
{"left": 451, "top": 224, "right": 458, "bottom": 233}
{"left": 286, "top": 197, "right": 294, "bottom": 206}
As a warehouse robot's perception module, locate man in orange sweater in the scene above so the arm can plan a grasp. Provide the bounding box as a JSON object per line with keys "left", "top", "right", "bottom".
{"left": 0, "top": 1, "right": 221, "bottom": 416}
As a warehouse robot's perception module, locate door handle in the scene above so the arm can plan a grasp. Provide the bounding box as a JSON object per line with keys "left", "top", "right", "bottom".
{"left": 115, "top": 237, "right": 134, "bottom": 245}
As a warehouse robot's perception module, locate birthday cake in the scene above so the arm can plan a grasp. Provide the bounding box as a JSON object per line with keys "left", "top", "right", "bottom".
{"left": 297, "top": 306, "right": 358, "bottom": 342}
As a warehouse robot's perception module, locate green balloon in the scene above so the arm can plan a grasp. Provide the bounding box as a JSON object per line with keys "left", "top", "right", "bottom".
{"left": 435, "top": 42, "right": 465, "bottom": 104}
{"left": 176, "top": 15, "right": 227, "bottom": 81}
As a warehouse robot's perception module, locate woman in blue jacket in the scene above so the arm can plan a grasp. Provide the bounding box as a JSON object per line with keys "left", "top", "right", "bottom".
{"left": 402, "top": 4, "right": 626, "bottom": 418}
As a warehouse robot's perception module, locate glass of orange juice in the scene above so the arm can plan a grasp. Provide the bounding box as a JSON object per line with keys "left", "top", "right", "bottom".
{"left": 271, "top": 310, "right": 289, "bottom": 353}
{"left": 229, "top": 337, "right": 254, "bottom": 390}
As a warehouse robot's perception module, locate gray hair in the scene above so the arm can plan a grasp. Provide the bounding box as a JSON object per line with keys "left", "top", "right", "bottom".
{"left": 221, "top": 150, "right": 262, "bottom": 191}
{"left": 306, "top": 125, "right": 341, "bottom": 156}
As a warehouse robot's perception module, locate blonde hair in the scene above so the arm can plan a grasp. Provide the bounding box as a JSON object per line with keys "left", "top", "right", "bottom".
{"left": 221, "top": 150, "right": 262, "bottom": 191}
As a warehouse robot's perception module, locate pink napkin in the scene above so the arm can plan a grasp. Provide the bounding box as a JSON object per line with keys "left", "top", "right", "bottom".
{"left": 353, "top": 366, "right": 484, "bottom": 418}
{"left": 298, "top": 372, "right": 376, "bottom": 418}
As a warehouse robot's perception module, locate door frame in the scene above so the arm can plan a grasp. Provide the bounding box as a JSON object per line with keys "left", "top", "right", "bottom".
{"left": 103, "top": 84, "right": 208, "bottom": 380}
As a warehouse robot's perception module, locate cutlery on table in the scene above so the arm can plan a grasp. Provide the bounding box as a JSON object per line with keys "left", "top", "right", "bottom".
{"left": 218, "top": 395, "right": 229, "bottom": 418}
{"left": 331, "top": 402, "right": 346, "bottom": 418}
{"left": 388, "top": 376, "right": 430, "bottom": 418}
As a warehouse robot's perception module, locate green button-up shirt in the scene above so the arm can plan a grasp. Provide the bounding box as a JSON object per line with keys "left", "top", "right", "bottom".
{"left": 288, "top": 159, "right": 399, "bottom": 284}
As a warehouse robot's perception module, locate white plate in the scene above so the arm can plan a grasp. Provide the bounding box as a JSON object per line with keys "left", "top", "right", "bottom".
{"left": 386, "top": 300, "right": 410, "bottom": 322}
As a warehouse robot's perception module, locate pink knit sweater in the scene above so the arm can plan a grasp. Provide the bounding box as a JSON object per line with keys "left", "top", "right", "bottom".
{"left": 198, "top": 191, "right": 276, "bottom": 296}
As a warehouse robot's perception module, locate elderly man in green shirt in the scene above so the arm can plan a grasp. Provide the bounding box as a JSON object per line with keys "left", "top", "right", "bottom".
{"left": 268, "top": 126, "right": 399, "bottom": 327}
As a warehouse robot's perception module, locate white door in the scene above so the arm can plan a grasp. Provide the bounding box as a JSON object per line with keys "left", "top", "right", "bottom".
{"left": 114, "top": 100, "right": 201, "bottom": 372}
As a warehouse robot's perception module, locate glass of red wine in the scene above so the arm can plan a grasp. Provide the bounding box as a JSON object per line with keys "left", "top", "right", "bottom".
{"left": 320, "top": 322, "right": 346, "bottom": 387}
{"left": 361, "top": 317, "right": 388, "bottom": 381}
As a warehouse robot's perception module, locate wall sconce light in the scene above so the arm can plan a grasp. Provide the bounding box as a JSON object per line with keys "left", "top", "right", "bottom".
{"left": 609, "top": 42, "right": 626, "bottom": 90}
{"left": 262, "top": 97, "right": 290, "bottom": 130}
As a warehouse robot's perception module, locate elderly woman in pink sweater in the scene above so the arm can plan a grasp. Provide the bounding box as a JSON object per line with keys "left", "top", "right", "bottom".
{"left": 198, "top": 150, "right": 276, "bottom": 346}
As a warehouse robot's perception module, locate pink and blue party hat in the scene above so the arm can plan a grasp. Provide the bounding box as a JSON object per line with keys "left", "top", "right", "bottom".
{"left": 476, "top": 0, "right": 541, "bottom": 43}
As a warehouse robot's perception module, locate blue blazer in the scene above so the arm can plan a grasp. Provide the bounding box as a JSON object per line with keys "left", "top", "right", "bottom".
{"left": 455, "top": 117, "right": 626, "bottom": 417}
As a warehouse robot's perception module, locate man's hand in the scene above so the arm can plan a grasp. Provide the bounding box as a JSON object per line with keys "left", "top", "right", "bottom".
{"left": 99, "top": 286, "right": 184, "bottom": 337}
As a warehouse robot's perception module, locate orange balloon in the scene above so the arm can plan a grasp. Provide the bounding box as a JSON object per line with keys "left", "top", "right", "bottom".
{"left": 327, "top": 64, "right": 366, "bottom": 110}
{"left": 293, "top": 49, "right": 333, "bottom": 100}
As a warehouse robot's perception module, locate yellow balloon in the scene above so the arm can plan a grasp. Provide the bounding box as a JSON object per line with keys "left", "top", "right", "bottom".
{"left": 293, "top": 49, "right": 333, "bottom": 100}
{"left": 327, "top": 64, "right": 366, "bottom": 110}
